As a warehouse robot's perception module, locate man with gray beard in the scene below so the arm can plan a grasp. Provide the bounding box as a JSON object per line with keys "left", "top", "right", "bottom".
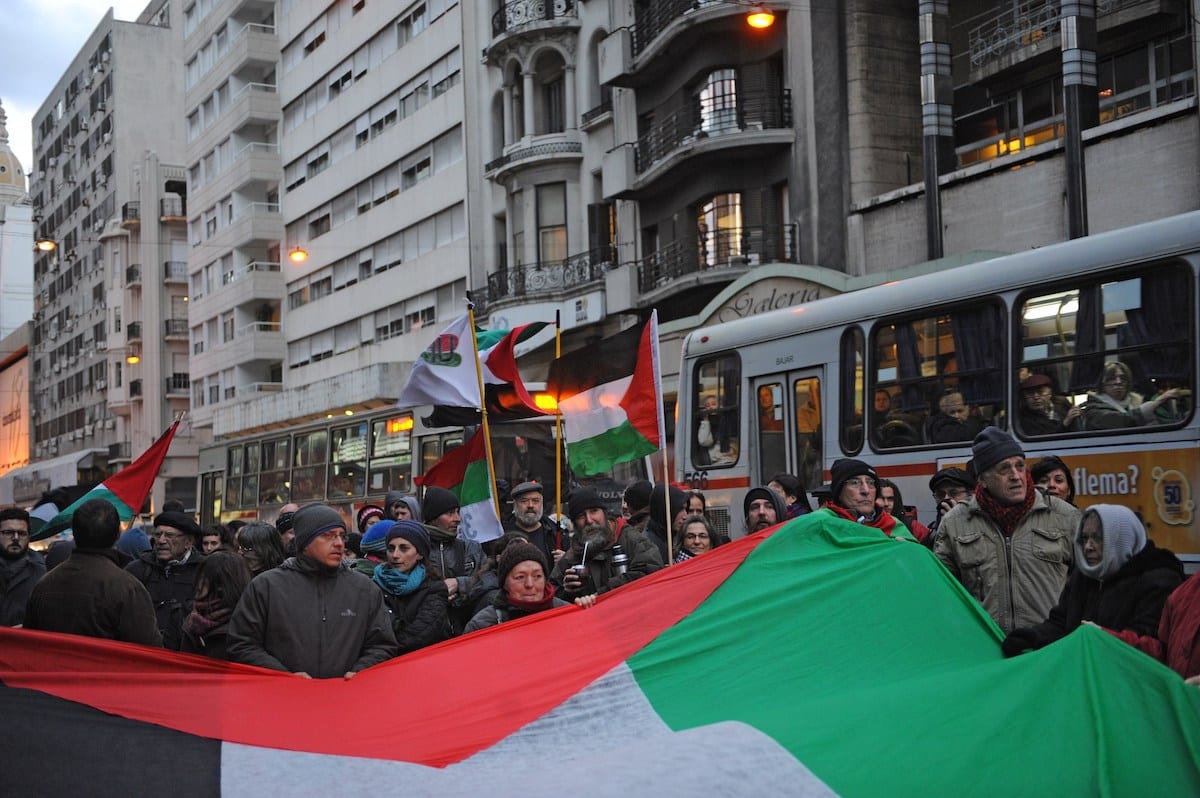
{"left": 503, "top": 481, "right": 567, "bottom": 565}
{"left": 550, "top": 487, "right": 662, "bottom": 601}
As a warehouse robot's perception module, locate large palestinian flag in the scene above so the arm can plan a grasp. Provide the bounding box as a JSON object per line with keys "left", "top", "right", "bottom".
{"left": 3, "top": 514, "right": 1199, "bottom": 796}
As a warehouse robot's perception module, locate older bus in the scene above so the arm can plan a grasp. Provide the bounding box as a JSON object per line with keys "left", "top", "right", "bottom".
{"left": 677, "top": 211, "right": 1200, "bottom": 566}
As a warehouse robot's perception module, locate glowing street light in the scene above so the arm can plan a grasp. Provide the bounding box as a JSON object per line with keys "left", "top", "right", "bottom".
{"left": 34, "top": 239, "right": 57, "bottom": 252}
{"left": 289, "top": 246, "right": 309, "bottom": 264}
{"left": 745, "top": 5, "right": 775, "bottom": 28}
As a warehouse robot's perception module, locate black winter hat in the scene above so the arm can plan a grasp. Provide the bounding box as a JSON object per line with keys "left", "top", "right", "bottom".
{"left": 421, "top": 486, "right": 461, "bottom": 524}
{"left": 623, "top": 480, "right": 653, "bottom": 512}
{"left": 929, "top": 466, "right": 975, "bottom": 493}
{"left": 971, "top": 428, "right": 1024, "bottom": 477}
{"left": 568, "top": 487, "right": 605, "bottom": 522}
{"left": 743, "top": 486, "right": 786, "bottom": 522}
{"left": 497, "top": 541, "right": 549, "bottom": 586}
{"left": 829, "top": 458, "right": 877, "bottom": 501}
{"left": 385, "top": 520, "right": 431, "bottom": 561}
{"left": 649, "top": 483, "right": 688, "bottom": 528}
{"left": 153, "top": 510, "right": 202, "bottom": 539}
{"left": 291, "top": 504, "right": 346, "bottom": 552}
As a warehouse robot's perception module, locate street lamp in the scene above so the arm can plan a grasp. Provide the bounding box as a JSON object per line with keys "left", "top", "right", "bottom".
{"left": 34, "top": 238, "right": 56, "bottom": 252}
{"left": 288, "top": 246, "right": 308, "bottom": 264}
{"left": 745, "top": 4, "right": 775, "bottom": 28}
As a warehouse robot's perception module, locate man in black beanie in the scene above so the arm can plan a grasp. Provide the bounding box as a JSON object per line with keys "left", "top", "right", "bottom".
{"left": 125, "top": 509, "right": 206, "bottom": 650}
{"left": 227, "top": 503, "right": 397, "bottom": 678}
{"left": 644, "top": 483, "right": 688, "bottom": 561}
{"left": 622, "top": 480, "right": 653, "bottom": 533}
{"left": 744, "top": 486, "right": 786, "bottom": 534}
{"left": 814, "top": 459, "right": 914, "bottom": 540}
{"left": 934, "top": 428, "right": 1080, "bottom": 633}
{"left": 551, "top": 486, "right": 662, "bottom": 599}
{"left": 25, "top": 499, "right": 160, "bottom": 645}
{"left": 420, "top": 486, "right": 491, "bottom": 634}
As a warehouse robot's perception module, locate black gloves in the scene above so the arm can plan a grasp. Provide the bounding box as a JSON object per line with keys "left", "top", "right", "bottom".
{"left": 1001, "top": 628, "right": 1040, "bottom": 658}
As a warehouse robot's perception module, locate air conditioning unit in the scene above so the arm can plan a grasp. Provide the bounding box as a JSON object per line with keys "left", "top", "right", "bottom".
{"left": 80, "top": 121, "right": 89, "bottom": 131}
{"left": 48, "top": 157, "right": 57, "bottom": 168}
{"left": 97, "top": 102, "right": 106, "bottom": 112}
{"left": 85, "top": 423, "right": 94, "bottom": 436}
{"left": 95, "top": 379, "right": 106, "bottom": 389}
{"left": 102, "top": 133, "right": 112, "bottom": 144}
{"left": 68, "top": 430, "right": 78, "bottom": 441}
{"left": 48, "top": 442, "right": 58, "bottom": 454}
{"left": 94, "top": 223, "right": 104, "bottom": 233}
{"left": 105, "top": 419, "right": 116, "bottom": 429}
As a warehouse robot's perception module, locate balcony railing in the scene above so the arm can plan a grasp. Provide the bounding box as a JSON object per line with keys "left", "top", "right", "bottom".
{"left": 492, "top": 0, "right": 576, "bottom": 37}
{"left": 127, "top": 322, "right": 142, "bottom": 341}
{"left": 968, "top": 0, "right": 1147, "bottom": 69}
{"left": 165, "top": 318, "right": 189, "bottom": 337}
{"left": 238, "top": 321, "right": 282, "bottom": 336}
{"left": 165, "top": 374, "right": 191, "bottom": 393}
{"left": 160, "top": 197, "right": 186, "bottom": 218}
{"left": 635, "top": 88, "right": 791, "bottom": 174}
{"left": 581, "top": 98, "right": 613, "bottom": 126}
{"left": 485, "top": 140, "right": 582, "bottom": 173}
{"left": 486, "top": 248, "right": 611, "bottom": 306}
{"left": 126, "top": 264, "right": 142, "bottom": 285}
{"left": 121, "top": 202, "right": 140, "bottom": 225}
{"left": 637, "top": 223, "right": 797, "bottom": 293}
{"left": 632, "top": 0, "right": 726, "bottom": 56}
{"left": 164, "top": 261, "right": 188, "bottom": 282}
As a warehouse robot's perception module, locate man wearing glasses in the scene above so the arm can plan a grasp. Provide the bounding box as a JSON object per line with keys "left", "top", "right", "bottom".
{"left": 0, "top": 507, "right": 45, "bottom": 627}
{"left": 125, "top": 510, "right": 205, "bottom": 650}
{"left": 815, "top": 458, "right": 915, "bottom": 540}
{"left": 228, "top": 503, "right": 397, "bottom": 678}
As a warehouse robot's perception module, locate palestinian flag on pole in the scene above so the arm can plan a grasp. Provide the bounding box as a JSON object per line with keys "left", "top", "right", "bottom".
{"left": 397, "top": 314, "right": 549, "bottom": 415}
{"left": 414, "top": 429, "right": 502, "bottom": 543}
{"left": 31, "top": 419, "right": 181, "bottom": 541}
{"left": 3, "top": 514, "right": 1198, "bottom": 795}
{"left": 547, "top": 312, "right": 662, "bottom": 476}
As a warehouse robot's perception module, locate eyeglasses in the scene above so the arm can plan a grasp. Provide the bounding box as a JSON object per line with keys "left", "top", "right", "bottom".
{"left": 0, "top": 527, "right": 29, "bottom": 538}
{"left": 933, "top": 487, "right": 969, "bottom": 502}
{"left": 151, "top": 529, "right": 187, "bottom": 540}
{"left": 684, "top": 532, "right": 710, "bottom": 541}
{"left": 238, "top": 544, "right": 254, "bottom": 553}
{"left": 1103, "top": 376, "right": 1129, "bottom": 385}
{"left": 1077, "top": 532, "right": 1103, "bottom": 547}
{"left": 843, "top": 477, "right": 876, "bottom": 490}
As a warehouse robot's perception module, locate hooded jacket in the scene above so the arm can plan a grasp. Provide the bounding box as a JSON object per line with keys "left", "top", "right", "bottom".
{"left": 644, "top": 485, "right": 688, "bottom": 561}
{"left": 226, "top": 555, "right": 398, "bottom": 677}
{"left": 1010, "top": 540, "right": 1184, "bottom": 651}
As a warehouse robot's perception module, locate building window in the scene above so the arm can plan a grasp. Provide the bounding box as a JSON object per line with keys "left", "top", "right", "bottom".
{"left": 536, "top": 183, "right": 566, "bottom": 264}
{"left": 696, "top": 193, "right": 743, "bottom": 266}
{"left": 696, "top": 68, "right": 738, "bottom": 134}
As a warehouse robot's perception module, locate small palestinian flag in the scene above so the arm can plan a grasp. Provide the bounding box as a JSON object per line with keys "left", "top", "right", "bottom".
{"left": 414, "top": 429, "right": 502, "bottom": 543}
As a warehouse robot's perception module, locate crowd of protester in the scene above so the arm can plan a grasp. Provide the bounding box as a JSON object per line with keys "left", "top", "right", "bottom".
{"left": 2, "top": 425, "right": 1198, "bottom": 688}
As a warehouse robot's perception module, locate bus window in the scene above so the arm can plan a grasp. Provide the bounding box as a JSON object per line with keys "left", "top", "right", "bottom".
{"left": 1018, "top": 263, "right": 1193, "bottom": 436}
{"left": 693, "top": 354, "right": 740, "bottom": 468}
{"left": 370, "top": 415, "right": 413, "bottom": 493}
{"left": 840, "top": 327, "right": 864, "bottom": 454}
{"left": 329, "top": 423, "right": 368, "bottom": 498}
{"left": 259, "top": 436, "right": 291, "bottom": 506}
{"left": 794, "top": 377, "right": 821, "bottom": 489}
{"left": 757, "top": 382, "right": 785, "bottom": 480}
{"left": 872, "top": 302, "right": 1004, "bottom": 449}
{"left": 291, "top": 465, "right": 325, "bottom": 502}
{"left": 262, "top": 437, "right": 290, "bottom": 470}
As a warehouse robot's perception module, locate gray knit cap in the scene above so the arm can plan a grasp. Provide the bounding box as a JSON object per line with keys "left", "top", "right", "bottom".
{"left": 292, "top": 504, "right": 347, "bottom": 553}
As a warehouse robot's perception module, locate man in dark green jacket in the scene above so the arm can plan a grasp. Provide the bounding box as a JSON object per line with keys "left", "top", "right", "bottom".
{"left": 551, "top": 487, "right": 663, "bottom": 600}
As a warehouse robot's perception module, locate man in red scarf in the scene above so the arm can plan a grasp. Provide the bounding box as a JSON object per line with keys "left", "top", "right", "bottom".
{"left": 934, "top": 428, "right": 1080, "bottom": 633}
{"left": 816, "top": 458, "right": 914, "bottom": 540}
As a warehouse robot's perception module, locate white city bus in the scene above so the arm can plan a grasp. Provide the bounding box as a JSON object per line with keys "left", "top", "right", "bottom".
{"left": 676, "top": 211, "right": 1200, "bottom": 566}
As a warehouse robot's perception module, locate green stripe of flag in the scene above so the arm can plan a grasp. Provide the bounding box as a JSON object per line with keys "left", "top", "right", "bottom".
{"left": 566, "top": 419, "right": 656, "bottom": 477}
{"left": 459, "top": 458, "right": 493, "bottom": 507}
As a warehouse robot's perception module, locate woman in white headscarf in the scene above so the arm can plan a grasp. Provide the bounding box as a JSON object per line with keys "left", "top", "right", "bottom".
{"left": 1001, "top": 504, "right": 1184, "bottom": 656}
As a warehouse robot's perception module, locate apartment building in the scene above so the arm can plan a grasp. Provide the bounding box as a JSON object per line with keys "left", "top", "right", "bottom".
{"left": 24, "top": 1, "right": 199, "bottom": 511}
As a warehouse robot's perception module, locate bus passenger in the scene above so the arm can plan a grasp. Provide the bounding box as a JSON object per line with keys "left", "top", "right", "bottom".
{"left": 934, "top": 429, "right": 1079, "bottom": 633}
{"left": 815, "top": 459, "right": 914, "bottom": 540}
{"left": 1031, "top": 455, "right": 1076, "bottom": 505}
{"left": 1016, "top": 374, "right": 1080, "bottom": 435}
{"left": 927, "top": 391, "right": 986, "bottom": 444}
{"left": 1077, "top": 361, "right": 1185, "bottom": 430}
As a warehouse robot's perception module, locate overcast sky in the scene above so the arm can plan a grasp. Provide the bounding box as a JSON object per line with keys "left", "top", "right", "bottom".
{"left": 0, "top": 1, "right": 151, "bottom": 176}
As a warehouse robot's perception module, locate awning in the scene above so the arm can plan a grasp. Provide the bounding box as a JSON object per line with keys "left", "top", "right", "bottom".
{"left": 0, "top": 449, "right": 107, "bottom": 506}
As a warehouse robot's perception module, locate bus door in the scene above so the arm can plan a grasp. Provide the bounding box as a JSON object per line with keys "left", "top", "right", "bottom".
{"left": 752, "top": 370, "right": 824, "bottom": 492}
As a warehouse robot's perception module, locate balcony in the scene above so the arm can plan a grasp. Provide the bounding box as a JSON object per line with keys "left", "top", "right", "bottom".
{"left": 127, "top": 322, "right": 143, "bottom": 342}
{"left": 485, "top": 136, "right": 583, "bottom": 180}
{"left": 160, "top": 197, "right": 187, "bottom": 220}
{"left": 165, "top": 318, "right": 189, "bottom": 338}
{"left": 207, "top": 201, "right": 283, "bottom": 249}
{"left": 638, "top": 90, "right": 791, "bottom": 173}
{"left": 165, "top": 373, "right": 191, "bottom": 395}
{"left": 121, "top": 202, "right": 140, "bottom": 228}
{"left": 493, "top": 0, "right": 575, "bottom": 35}
{"left": 126, "top": 264, "right": 142, "bottom": 286}
{"left": 484, "top": 248, "right": 611, "bottom": 311}
{"left": 164, "top": 261, "right": 188, "bottom": 282}
{"left": 108, "top": 441, "right": 132, "bottom": 463}
{"left": 636, "top": 223, "right": 797, "bottom": 296}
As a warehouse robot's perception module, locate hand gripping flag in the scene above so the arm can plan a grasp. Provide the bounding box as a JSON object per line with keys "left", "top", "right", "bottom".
{"left": 32, "top": 418, "right": 181, "bottom": 541}
{"left": 547, "top": 312, "right": 663, "bottom": 476}
{"left": 2, "top": 514, "right": 1200, "bottom": 795}
{"left": 397, "top": 315, "right": 548, "bottom": 417}
{"left": 414, "top": 429, "right": 502, "bottom": 543}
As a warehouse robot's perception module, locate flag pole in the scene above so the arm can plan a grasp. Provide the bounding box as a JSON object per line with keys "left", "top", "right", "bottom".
{"left": 649, "top": 310, "right": 672, "bottom": 563}
{"left": 466, "top": 302, "right": 504, "bottom": 525}
{"left": 553, "top": 309, "right": 564, "bottom": 550}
